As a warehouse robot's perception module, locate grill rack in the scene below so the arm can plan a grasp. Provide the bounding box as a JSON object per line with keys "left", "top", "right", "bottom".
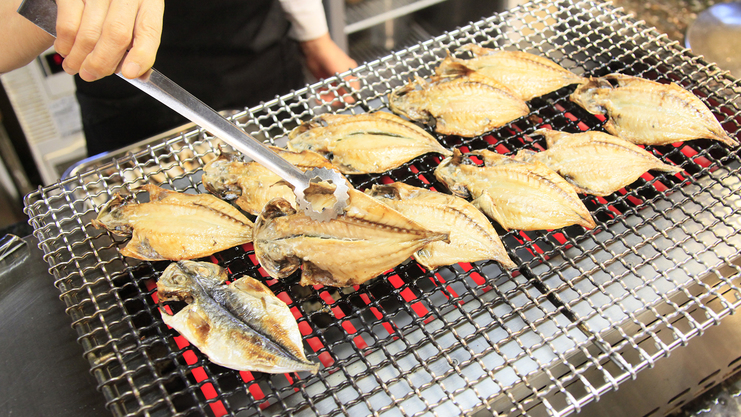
{"left": 23, "top": 0, "right": 741, "bottom": 416}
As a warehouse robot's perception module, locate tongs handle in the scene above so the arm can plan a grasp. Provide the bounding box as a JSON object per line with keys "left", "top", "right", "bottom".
{"left": 17, "top": 0, "right": 310, "bottom": 191}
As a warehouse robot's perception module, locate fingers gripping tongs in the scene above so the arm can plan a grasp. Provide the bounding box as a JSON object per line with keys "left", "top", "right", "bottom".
{"left": 18, "top": 0, "right": 349, "bottom": 221}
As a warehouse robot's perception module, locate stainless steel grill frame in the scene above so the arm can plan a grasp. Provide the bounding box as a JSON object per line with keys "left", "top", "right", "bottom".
{"left": 23, "top": 0, "right": 741, "bottom": 416}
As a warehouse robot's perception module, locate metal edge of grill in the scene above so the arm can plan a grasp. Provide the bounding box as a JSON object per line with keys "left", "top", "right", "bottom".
{"left": 21, "top": 0, "right": 741, "bottom": 416}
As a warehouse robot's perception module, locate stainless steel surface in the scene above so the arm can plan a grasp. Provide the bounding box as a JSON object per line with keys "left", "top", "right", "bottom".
{"left": 685, "top": 2, "right": 741, "bottom": 78}
{"left": 17, "top": 0, "right": 349, "bottom": 220}
{"left": 22, "top": 0, "right": 741, "bottom": 415}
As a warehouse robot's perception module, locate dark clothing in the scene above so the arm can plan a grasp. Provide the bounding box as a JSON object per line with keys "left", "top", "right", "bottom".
{"left": 75, "top": 0, "right": 305, "bottom": 156}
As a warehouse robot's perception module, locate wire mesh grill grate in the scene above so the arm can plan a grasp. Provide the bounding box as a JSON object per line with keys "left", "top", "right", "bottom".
{"left": 23, "top": 0, "right": 741, "bottom": 415}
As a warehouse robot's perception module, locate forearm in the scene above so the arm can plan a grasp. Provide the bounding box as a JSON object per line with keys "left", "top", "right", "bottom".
{"left": 0, "top": 0, "right": 54, "bottom": 74}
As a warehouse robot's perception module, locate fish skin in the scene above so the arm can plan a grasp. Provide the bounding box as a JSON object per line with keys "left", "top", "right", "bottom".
{"left": 434, "top": 149, "right": 596, "bottom": 231}
{"left": 253, "top": 187, "right": 449, "bottom": 287}
{"left": 368, "top": 182, "right": 516, "bottom": 270}
{"left": 524, "top": 129, "right": 683, "bottom": 196}
{"left": 436, "top": 44, "right": 587, "bottom": 100}
{"left": 570, "top": 74, "right": 739, "bottom": 147}
{"left": 388, "top": 73, "right": 530, "bottom": 137}
{"left": 157, "top": 260, "right": 319, "bottom": 374}
{"left": 91, "top": 184, "right": 253, "bottom": 260}
{"left": 202, "top": 147, "right": 345, "bottom": 216}
{"left": 286, "top": 112, "right": 452, "bottom": 174}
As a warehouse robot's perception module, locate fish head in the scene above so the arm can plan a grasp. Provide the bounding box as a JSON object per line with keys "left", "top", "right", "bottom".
{"left": 387, "top": 77, "right": 437, "bottom": 126}
{"left": 434, "top": 150, "right": 472, "bottom": 199}
{"left": 91, "top": 193, "right": 137, "bottom": 233}
{"left": 201, "top": 152, "right": 243, "bottom": 200}
{"left": 569, "top": 77, "right": 613, "bottom": 114}
{"left": 157, "top": 261, "right": 225, "bottom": 307}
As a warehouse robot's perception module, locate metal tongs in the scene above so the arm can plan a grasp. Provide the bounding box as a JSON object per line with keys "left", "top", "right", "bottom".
{"left": 18, "top": 0, "right": 349, "bottom": 221}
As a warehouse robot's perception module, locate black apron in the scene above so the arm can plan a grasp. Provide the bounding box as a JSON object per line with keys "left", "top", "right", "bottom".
{"left": 75, "top": 0, "right": 305, "bottom": 156}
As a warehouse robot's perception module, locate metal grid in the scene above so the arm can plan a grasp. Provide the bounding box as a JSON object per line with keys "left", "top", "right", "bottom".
{"left": 23, "top": 0, "right": 741, "bottom": 415}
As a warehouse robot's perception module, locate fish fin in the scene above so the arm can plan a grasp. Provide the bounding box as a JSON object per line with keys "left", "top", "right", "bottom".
{"left": 436, "top": 56, "right": 475, "bottom": 78}
{"left": 455, "top": 43, "right": 493, "bottom": 57}
{"left": 141, "top": 184, "right": 173, "bottom": 202}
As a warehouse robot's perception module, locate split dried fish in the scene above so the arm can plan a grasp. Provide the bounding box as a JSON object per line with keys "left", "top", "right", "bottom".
{"left": 522, "top": 129, "right": 682, "bottom": 196}
{"left": 157, "top": 260, "right": 319, "bottom": 374}
{"left": 286, "top": 112, "right": 452, "bottom": 174}
{"left": 570, "top": 74, "right": 738, "bottom": 146}
{"left": 92, "top": 184, "right": 253, "bottom": 260}
{"left": 253, "top": 187, "right": 449, "bottom": 287}
{"left": 434, "top": 149, "right": 596, "bottom": 231}
{"left": 202, "top": 147, "right": 346, "bottom": 216}
{"left": 436, "top": 44, "right": 587, "bottom": 100}
{"left": 368, "top": 182, "right": 516, "bottom": 270}
{"left": 388, "top": 73, "right": 530, "bottom": 137}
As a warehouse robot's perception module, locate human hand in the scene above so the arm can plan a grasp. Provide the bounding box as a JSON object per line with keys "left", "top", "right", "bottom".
{"left": 299, "top": 32, "right": 359, "bottom": 103}
{"left": 54, "top": 0, "right": 164, "bottom": 81}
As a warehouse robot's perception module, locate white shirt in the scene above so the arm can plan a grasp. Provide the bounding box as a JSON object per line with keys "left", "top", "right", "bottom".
{"left": 279, "top": 0, "right": 329, "bottom": 41}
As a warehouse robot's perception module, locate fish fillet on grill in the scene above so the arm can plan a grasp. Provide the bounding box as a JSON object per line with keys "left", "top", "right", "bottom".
{"left": 368, "top": 182, "right": 516, "bottom": 270}
{"left": 92, "top": 184, "right": 253, "bottom": 260}
{"left": 434, "top": 149, "right": 596, "bottom": 231}
{"left": 522, "top": 129, "right": 683, "bottom": 196}
{"left": 286, "top": 112, "right": 452, "bottom": 174}
{"left": 570, "top": 73, "right": 738, "bottom": 147}
{"left": 202, "top": 147, "right": 348, "bottom": 216}
{"left": 157, "top": 260, "right": 319, "bottom": 374}
{"left": 436, "top": 44, "right": 587, "bottom": 100}
{"left": 253, "top": 187, "right": 449, "bottom": 287}
{"left": 388, "top": 73, "right": 530, "bottom": 137}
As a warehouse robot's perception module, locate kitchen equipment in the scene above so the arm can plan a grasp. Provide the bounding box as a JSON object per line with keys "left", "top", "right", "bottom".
{"left": 23, "top": 0, "right": 741, "bottom": 416}
{"left": 17, "top": 0, "right": 349, "bottom": 221}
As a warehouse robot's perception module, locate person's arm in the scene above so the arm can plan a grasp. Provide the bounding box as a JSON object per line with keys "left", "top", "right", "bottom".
{"left": 278, "top": 0, "right": 357, "bottom": 80}
{"left": 0, "top": 0, "right": 54, "bottom": 74}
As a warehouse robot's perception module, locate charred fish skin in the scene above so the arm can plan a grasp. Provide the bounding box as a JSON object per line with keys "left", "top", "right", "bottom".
{"left": 436, "top": 44, "right": 587, "bottom": 101}
{"left": 434, "top": 149, "right": 596, "bottom": 231}
{"left": 253, "top": 188, "right": 449, "bottom": 287}
{"left": 202, "top": 147, "right": 342, "bottom": 216}
{"left": 368, "top": 182, "right": 516, "bottom": 270}
{"left": 526, "top": 129, "right": 683, "bottom": 196}
{"left": 286, "top": 112, "right": 452, "bottom": 174}
{"left": 92, "top": 184, "right": 253, "bottom": 261}
{"left": 388, "top": 73, "right": 530, "bottom": 137}
{"left": 157, "top": 260, "right": 319, "bottom": 374}
{"left": 570, "top": 74, "right": 739, "bottom": 147}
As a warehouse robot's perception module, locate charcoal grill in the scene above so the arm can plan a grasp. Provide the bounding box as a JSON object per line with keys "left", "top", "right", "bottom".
{"left": 23, "top": 0, "right": 741, "bottom": 415}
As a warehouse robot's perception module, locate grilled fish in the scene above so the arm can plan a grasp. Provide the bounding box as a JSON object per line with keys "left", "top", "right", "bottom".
{"left": 436, "top": 44, "right": 587, "bottom": 100}
{"left": 92, "top": 184, "right": 253, "bottom": 260}
{"left": 253, "top": 187, "right": 449, "bottom": 287}
{"left": 157, "top": 260, "right": 319, "bottom": 374}
{"left": 202, "top": 147, "right": 346, "bottom": 216}
{"left": 388, "top": 73, "right": 530, "bottom": 137}
{"left": 434, "top": 149, "right": 596, "bottom": 231}
{"left": 286, "top": 112, "right": 452, "bottom": 174}
{"left": 570, "top": 74, "right": 738, "bottom": 146}
{"left": 368, "top": 182, "right": 516, "bottom": 270}
{"left": 523, "top": 129, "right": 683, "bottom": 196}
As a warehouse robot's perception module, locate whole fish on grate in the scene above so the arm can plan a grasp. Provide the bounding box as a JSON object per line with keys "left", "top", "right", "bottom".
{"left": 435, "top": 149, "right": 596, "bottom": 231}
{"left": 388, "top": 73, "right": 530, "bottom": 137}
{"left": 157, "top": 260, "right": 319, "bottom": 374}
{"left": 520, "top": 129, "right": 683, "bottom": 196}
{"left": 367, "top": 182, "right": 516, "bottom": 270}
{"left": 436, "top": 44, "right": 588, "bottom": 101}
{"left": 253, "top": 186, "right": 449, "bottom": 287}
{"left": 286, "top": 112, "right": 452, "bottom": 174}
{"left": 570, "top": 73, "right": 739, "bottom": 147}
{"left": 202, "top": 147, "right": 349, "bottom": 216}
{"left": 92, "top": 184, "right": 253, "bottom": 260}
